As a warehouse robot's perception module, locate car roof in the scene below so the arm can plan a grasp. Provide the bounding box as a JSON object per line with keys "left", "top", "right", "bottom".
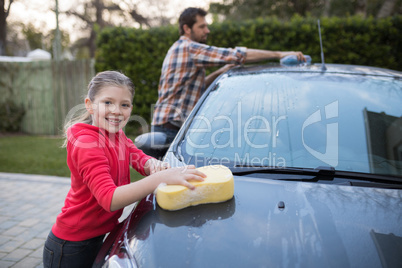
{"left": 226, "top": 63, "right": 402, "bottom": 78}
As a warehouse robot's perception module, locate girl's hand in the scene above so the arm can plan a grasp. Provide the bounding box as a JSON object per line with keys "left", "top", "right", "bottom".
{"left": 157, "top": 165, "right": 206, "bottom": 190}
{"left": 145, "top": 158, "right": 170, "bottom": 175}
{"left": 111, "top": 165, "right": 207, "bottom": 211}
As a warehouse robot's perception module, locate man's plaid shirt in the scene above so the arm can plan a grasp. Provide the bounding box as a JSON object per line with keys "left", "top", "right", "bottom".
{"left": 152, "top": 36, "right": 247, "bottom": 126}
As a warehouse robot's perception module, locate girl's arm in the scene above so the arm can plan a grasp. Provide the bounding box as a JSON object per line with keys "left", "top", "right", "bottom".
{"left": 110, "top": 165, "right": 206, "bottom": 211}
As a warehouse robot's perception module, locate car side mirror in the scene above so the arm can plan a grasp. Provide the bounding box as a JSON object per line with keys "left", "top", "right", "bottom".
{"left": 134, "top": 132, "right": 170, "bottom": 159}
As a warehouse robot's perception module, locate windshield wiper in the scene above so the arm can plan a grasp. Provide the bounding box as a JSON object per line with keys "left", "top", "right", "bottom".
{"left": 232, "top": 165, "right": 402, "bottom": 185}
{"left": 232, "top": 165, "right": 334, "bottom": 177}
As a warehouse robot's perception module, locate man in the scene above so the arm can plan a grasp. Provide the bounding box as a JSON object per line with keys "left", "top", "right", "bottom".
{"left": 152, "top": 7, "right": 305, "bottom": 142}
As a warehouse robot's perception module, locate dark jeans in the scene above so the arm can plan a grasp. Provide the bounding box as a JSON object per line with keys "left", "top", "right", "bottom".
{"left": 43, "top": 231, "right": 104, "bottom": 268}
{"left": 152, "top": 125, "right": 179, "bottom": 144}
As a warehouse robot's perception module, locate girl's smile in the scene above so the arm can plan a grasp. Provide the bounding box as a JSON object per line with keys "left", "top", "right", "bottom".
{"left": 85, "top": 86, "right": 133, "bottom": 133}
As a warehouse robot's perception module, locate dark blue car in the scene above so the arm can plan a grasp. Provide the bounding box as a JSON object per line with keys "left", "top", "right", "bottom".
{"left": 95, "top": 62, "right": 402, "bottom": 268}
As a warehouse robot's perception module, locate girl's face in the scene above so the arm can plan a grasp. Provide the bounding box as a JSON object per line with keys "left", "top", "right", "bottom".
{"left": 85, "top": 85, "right": 133, "bottom": 133}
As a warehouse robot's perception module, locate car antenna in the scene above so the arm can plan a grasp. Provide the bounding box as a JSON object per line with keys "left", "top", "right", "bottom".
{"left": 318, "top": 19, "right": 327, "bottom": 71}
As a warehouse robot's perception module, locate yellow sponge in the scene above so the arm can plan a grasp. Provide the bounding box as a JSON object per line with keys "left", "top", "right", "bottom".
{"left": 156, "top": 165, "right": 234, "bottom": 211}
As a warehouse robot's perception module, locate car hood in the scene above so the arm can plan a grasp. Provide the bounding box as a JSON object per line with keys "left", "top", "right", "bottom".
{"left": 113, "top": 176, "right": 402, "bottom": 268}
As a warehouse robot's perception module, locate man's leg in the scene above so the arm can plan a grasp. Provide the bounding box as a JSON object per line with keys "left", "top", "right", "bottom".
{"left": 152, "top": 124, "right": 179, "bottom": 144}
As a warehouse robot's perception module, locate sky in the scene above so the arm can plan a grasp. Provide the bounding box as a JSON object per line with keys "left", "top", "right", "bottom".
{"left": 8, "top": 0, "right": 212, "bottom": 42}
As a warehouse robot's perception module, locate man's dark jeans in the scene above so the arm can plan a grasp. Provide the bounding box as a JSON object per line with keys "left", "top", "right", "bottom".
{"left": 152, "top": 124, "right": 179, "bottom": 144}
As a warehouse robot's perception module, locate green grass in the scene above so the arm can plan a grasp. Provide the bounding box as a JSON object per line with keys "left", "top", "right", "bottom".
{"left": 0, "top": 135, "right": 144, "bottom": 181}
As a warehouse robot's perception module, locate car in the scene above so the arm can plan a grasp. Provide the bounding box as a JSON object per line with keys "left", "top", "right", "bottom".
{"left": 94, "top": 61, "right": 402, "bottom": 268}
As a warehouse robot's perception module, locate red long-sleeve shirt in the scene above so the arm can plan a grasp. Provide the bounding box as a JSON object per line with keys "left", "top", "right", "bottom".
{"left": 52, "top": 123, "right": 152, "bottom": 241}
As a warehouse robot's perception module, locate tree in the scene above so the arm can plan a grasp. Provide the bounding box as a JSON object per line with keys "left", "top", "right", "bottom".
{"left": 208, "top": 0, "right": 402, "bottom": 20}
{"left": 377, "top": 0, "right": 398, "bottom": 18}
{"left": 22, "top": 23, "right": 44, "bottom": 50}
{"left": 209, "top": 0, "right": 324, "bottom": 21}
{"left": 65, "top": 0, "right": 112, "bottom": 58}
{"left": 65, "top": 0, "right": 152, "bottom": 58}
{"left": 0, "top": 0, "right": 15, "bottom": 55}
{"left": 6, "top": 21, "right": 29, "bottom": 56}
{"left": 120, "top": 0, "right": 172, "bottom": 27}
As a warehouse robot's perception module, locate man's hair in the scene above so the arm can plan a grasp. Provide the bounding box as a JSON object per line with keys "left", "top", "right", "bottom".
{"left": 179, "top": 7, "right": 207, "bottom": 35}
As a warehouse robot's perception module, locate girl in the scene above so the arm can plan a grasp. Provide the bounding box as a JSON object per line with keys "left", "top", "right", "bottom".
{"left": 43, "top": 71, "right": 205, "bottom": 267}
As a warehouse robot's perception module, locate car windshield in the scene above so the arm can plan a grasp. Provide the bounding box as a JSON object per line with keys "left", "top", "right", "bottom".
{"left": 179, "top": 70, "right": 402, "bottom": 177}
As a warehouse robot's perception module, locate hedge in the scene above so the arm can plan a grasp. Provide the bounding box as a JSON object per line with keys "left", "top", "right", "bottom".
{"left": 95, "top": 15, "right": 402, "bottom": 132}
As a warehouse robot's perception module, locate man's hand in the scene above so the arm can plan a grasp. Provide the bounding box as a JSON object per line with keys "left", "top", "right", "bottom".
{"left": 280, "top": 51, "right": 306, "bottom": 62}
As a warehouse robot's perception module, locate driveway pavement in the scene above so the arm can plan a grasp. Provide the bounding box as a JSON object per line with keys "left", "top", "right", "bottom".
{"left": 0, "top": 172, "right": 133, "bottom": 268}
{"left": 0, "top": 173, "right": 70, "bottom": 268}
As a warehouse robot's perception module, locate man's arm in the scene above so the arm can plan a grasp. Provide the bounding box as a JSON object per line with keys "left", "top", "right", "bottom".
{"left": 205, "top": 64, "right": 235, "bottom": 88}
{"left": 245, "top": 49, "right": 305, "bottom": 62}
{"left": 204, "top": 49, "right": 305, "bottom": 87}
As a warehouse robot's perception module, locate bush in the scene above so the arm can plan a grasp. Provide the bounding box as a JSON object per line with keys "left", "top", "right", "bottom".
{"left": 0, "top": 100, "right": 25, "bottom": 132}
{"left": 96, "top": 15, "right": 402, "bottom": 134}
